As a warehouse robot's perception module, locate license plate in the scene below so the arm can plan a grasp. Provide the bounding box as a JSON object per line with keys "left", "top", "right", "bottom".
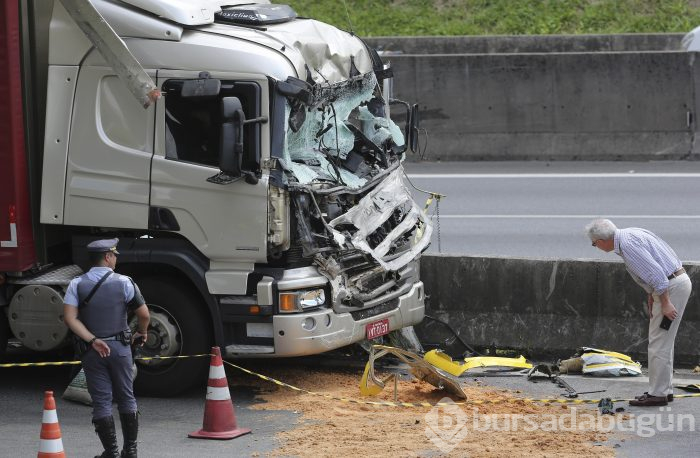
{"left": 366, "top": 319, "right": 390, "bottom": 340}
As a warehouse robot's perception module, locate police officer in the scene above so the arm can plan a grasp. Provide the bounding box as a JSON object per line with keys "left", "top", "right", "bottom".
{"left": 63, "top": 239, "right": 150, "bottom": 458}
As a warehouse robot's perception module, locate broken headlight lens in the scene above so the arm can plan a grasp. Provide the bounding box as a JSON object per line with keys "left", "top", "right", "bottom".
{"left": 279, "top": 289, "right": 326, "bottom": 313}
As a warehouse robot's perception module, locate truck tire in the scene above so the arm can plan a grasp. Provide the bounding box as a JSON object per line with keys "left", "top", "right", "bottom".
{"left": 0, "top": 309, "right": 8, "bottom": 359}
{"left": 133, "top": 277, "right": 212, "bottom": 396}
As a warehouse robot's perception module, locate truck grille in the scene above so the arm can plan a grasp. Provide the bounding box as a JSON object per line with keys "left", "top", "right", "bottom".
{"left": 350, "top": 299, "right": 398, "bottom": 321}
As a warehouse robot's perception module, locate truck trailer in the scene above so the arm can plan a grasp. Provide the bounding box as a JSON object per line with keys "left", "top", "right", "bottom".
{"left": 0, "top": 0, "right": 431, "bottom": 395}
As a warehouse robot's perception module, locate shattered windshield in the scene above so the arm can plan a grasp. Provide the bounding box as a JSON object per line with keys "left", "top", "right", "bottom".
{"left": 282, "top": 73, "right": 405, "bottom": 188}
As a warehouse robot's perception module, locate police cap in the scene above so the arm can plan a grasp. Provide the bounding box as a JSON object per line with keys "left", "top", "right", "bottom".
{"left": 87, "top": 238, "right": 120, "bottom": 255}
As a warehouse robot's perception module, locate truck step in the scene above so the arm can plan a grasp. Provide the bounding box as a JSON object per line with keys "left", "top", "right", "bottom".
{"left": 224, "top": 344, "right": 275, "bottom": 355}
{"left": 9, "top": 265, "right": 83, "bottom": 286}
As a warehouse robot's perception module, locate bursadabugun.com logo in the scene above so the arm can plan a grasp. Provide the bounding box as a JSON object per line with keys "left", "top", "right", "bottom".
{"left": 425, "top": 398, "right": 696, "bottom": 453}
{"left": 424, "top": 398, "right": 470, "bottom": 453}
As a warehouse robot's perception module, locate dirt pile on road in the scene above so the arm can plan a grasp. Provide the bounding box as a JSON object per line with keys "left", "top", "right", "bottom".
{"left": 230, "top": 365, "right": 616, "bottom": 457}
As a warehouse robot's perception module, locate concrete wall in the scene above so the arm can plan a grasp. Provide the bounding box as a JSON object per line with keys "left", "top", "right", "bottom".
{"left": 418, "top": 254, "right": 700, "bottom": 364}
{"left": 366, "top": 35, "right": 700, "bottom": 161}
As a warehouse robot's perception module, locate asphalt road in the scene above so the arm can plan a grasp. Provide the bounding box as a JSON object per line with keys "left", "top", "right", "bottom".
{"left": 480, "top": 369, "right": 700, "bottom": 458}
{"left": 404, "top": 161, "right": 700, "bottom": 261}
{"left": 0, "top": 346, "right": 292, "bottom": 458}
{"left": 2, "top": 347, "right": 699, "bottom": 457}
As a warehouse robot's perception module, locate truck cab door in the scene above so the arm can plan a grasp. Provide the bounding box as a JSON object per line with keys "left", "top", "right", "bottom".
{"left": 60, "top": 66, "right": 155, "bottom": 229}
{"left": 152, "top": 71, "right": 269, "bottom": 293}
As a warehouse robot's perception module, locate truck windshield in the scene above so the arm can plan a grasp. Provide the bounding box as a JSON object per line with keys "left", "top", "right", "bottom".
{"left": 282, "top": 73, "right": 405, "bottom": 188}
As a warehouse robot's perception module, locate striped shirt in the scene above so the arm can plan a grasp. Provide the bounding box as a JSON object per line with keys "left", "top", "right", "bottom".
{"left": 614, "top": 228, "right": 682, "bottom": 295}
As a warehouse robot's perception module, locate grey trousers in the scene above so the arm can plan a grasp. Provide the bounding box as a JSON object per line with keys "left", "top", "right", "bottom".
{"left": 82, "top": 340, "right": 137, "bottom": 420}
{"left": 648, "top": 273, "right": 692, "bottom": 397}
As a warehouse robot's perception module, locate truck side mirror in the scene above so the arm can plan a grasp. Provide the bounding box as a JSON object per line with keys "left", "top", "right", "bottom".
{"left": 219, "top": 97, "right": 245, "bottom": 177}
{"left": 390, "top": 99, "right": 420, "bottom": 154}
{"left": 409, "top": 104, "right": 420, "bottom": 153}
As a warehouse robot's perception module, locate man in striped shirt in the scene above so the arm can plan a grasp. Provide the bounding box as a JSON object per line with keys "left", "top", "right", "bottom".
{"left": 586, "top": 219, "right": 692, "bottom": 407}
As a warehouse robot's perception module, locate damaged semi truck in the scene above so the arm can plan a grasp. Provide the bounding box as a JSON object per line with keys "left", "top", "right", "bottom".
{"left": 0, "top": 0, "right": 431, "bottom": 395}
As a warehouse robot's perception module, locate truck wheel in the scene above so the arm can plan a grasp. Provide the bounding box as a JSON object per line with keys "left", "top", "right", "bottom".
{"left": 132, "top": 277, "right": 212, "bottom": 396}
{"left": 0, "top": 309, "right": 8, "bottom": 359}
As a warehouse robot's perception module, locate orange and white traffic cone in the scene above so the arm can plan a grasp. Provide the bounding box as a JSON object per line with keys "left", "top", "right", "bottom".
{"left": 38, "top": 391, "right": 66, "bottom": 458}
{"left": 188, "top": 346, "right": 251, "bottom": 440}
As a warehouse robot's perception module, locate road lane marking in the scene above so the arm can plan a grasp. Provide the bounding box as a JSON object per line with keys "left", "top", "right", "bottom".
{"left": 407, "top": 173, "right": 700, "bottom": 178}
{"left": 430, "top": 215, "right": 700, "bottom": 219}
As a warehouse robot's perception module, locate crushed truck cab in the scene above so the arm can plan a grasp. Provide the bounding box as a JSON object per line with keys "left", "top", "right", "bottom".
{"left": 0, "top": 0, "right": 430, "bottom": 395}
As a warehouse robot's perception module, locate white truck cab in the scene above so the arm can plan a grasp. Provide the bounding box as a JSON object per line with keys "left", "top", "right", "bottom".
{"left": 1, "top": 0, "right": 430, "bottom": 395}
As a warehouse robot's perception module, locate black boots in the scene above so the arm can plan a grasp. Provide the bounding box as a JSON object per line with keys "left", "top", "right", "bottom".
{"left": 93, "top": 416, "right": 120, "bottom": 458}
{"left": 119, "top": 412, "right": 139, "bottom": 458}
{"left": 93, "top": 413, "right": 138, "bottom": 458}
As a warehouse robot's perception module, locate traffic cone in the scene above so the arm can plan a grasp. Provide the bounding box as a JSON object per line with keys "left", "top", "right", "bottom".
{"left": 38, "top": 391, "right": 66, "bottom": 458}
{"left": 188, "top": 346, "right": 251, "bottom": 440}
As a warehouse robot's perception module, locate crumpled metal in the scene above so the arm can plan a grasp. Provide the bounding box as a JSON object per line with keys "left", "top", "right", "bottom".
{"left": 328, "top": 167, "right": 432, "bottom": 271}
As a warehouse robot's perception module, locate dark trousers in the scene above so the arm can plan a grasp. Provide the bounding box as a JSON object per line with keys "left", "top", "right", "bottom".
{"left": 82, "top": 341, "right": 137, "bottom": 419}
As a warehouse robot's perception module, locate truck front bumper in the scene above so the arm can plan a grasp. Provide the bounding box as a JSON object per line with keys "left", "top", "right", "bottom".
{"left": 270, "top": 281, "right": 425, "bottom": 357}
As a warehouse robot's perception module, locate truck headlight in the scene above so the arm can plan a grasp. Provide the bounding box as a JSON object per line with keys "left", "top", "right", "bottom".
{"left": 279, "top": 289, "right": 326, "bottom": 313}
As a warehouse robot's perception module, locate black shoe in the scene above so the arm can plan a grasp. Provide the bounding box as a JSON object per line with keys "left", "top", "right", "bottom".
{"left": 119, "top": 412, "right": 138, "bottom": 458}
{"left": 635, "top": 392, "right": 673, "bottom": 402}
{"left": 93, "top": 416, "right": 120, "bottom": 458}
{"left": 630, "top": 393, "right": 668, "bottom": 407}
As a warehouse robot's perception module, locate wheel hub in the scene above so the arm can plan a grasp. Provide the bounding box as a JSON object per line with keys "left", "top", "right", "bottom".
{"left": 130, "top": 306, "right": 181, "bottom": 367}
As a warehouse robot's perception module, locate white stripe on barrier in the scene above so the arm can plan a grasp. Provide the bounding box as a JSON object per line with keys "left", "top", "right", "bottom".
{"left": 39, "top": 438, "right": 64, "bottom": 453}
{"left": 42, "top": 409, "right": 58, "bottom": 424}
{"left": 208, "top": 363, "right": 226, "bottom": 380}
{"left": 206, "top": 386, "right": 231, "bottom": 401}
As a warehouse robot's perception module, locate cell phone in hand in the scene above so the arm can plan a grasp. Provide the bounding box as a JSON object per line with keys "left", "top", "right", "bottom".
{"left": 660, "top": 316, "right": 673, "bottom": 330}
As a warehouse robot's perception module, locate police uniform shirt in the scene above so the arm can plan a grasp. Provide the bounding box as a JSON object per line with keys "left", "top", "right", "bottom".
{"left": 63, "top": 266, "right": 143, "bottom": 308}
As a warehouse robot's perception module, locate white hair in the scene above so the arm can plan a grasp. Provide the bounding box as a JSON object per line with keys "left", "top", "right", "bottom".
{"left": 585, "top": 218, "right": 617, "bottom": 241}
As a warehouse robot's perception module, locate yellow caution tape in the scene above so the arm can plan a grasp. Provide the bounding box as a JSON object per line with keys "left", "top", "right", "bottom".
{"left": 137, "top": 354, "right": 211, "bottom": 361}
{"left": 5, "top": 354, "right": 700, "bottom": 408}
{"left": 422, "top": 195, "right": 433, "bottom": 214}
{"left": 422, "top": 193, "right": 444, "bottom": 216}
{"left": 0, "top": 360, "right": 82, "bottom": 368}
{"left": 0, "top": 353, "right": 211, "bottom": 368}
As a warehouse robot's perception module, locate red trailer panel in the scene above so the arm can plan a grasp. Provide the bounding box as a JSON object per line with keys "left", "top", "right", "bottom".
{"left": 0, "top": 0, "right": 36, "bottom": 271}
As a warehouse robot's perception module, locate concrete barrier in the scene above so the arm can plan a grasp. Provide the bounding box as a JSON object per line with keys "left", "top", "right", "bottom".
{"left": 366, "top": 34, "right": 700, "bottom": 161}
{"left": 417, "top": 254, "right": 699, "bottom": 365}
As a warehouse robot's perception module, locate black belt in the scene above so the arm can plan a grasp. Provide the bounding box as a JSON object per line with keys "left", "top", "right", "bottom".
{"left": 668, "top": 268, "right": 686, "bottom": 280}
{"left": 98, "top": 330, "right": 132, "bottom": 344}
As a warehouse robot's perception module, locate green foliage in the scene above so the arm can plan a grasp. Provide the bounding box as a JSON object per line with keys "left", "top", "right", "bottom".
{"left": 285, "top": 0, "right": 700, "bottom": 36}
